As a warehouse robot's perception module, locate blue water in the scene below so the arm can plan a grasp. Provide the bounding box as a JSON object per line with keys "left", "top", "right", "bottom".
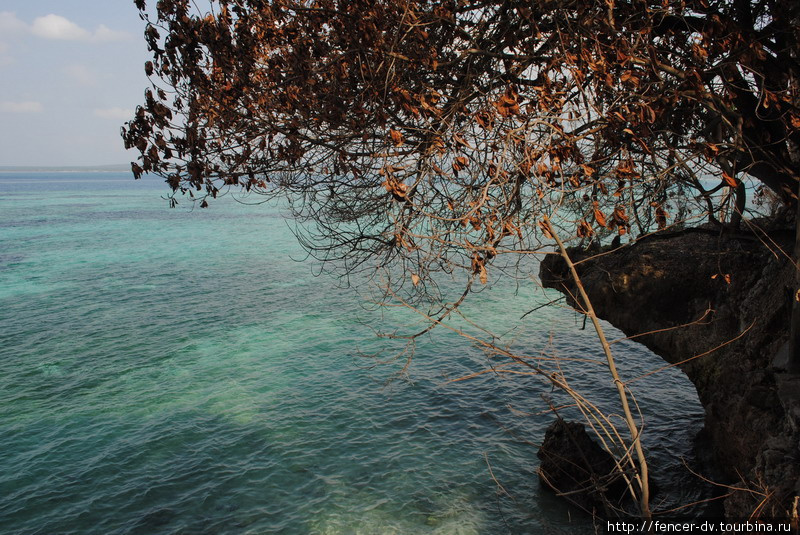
{"left": 0, "top": 172, "right": 705, "bottom": 534}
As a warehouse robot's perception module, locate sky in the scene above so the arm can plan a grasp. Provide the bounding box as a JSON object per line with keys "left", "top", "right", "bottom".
{"left": 0, "top": 1, "right": 152, "bottom": 166}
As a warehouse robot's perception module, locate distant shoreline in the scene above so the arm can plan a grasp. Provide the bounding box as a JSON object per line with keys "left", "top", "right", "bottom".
{"left": 0, "top": 164, "right": 130, "bottom": 173}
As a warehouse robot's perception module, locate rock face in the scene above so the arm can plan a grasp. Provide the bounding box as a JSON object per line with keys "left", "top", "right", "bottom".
{"left": 539, "top": 218, "right": 800, "bottom": 519}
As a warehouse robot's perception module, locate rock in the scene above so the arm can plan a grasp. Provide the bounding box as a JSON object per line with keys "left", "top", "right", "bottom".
{"left": 537, "top": 419, "right": 630, "bottom": 517}
{"left": 539, "top": 217, "right": 799, "bottom": 519}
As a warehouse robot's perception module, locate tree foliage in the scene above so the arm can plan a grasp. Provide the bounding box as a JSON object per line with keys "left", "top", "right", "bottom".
{"left": 123, "top": 0, "right": 799, "bottom": 290}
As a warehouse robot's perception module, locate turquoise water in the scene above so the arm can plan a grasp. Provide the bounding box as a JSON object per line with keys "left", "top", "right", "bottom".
{"left": 0, "top": 172, "right": 705, "bottom": 534}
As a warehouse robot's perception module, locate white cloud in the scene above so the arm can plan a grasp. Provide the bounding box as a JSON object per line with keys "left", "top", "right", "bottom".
{"left": 32, "top": 14, "right": 91, "bottom": 41}
{"left": 0, "top": 101, "right": 44, "bottom": 113}
{"left": 0, "top": 42, "right": 12, "bottom": 67}
{"left": 64, "top": 64, "right": 97, "bottom": 87}
{"left": 0, "top": 12, "right": 27, "bottom": 34}
{"left": 93, "top": 107, "right": 134, "bottom": 120}
{"left": 93, "top": 24, "right": 129, "bottom": 42}
{"left": 30, "top": 14, "right": 130, "bottom": 42}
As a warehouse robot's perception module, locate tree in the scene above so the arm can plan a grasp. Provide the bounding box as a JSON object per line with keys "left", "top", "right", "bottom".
{"left": 123, "top": 0, "right": 800, "bottom": 516}
{"left": 124, "top": 0, "right": 799, "bottom": 276}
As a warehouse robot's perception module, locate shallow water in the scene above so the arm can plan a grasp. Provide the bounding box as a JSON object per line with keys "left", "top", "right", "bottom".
{"left": 0, "top": 172, "right": 706, "bottom": 534}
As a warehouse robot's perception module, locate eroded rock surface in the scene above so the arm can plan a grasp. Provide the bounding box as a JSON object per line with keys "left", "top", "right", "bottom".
{"left": 539, "top": 217, "right": 800, "bottom": 519}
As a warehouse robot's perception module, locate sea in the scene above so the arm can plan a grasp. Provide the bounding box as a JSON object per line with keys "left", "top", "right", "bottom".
{"left": 0, "top": 171, "right": 706, "bottom": 534}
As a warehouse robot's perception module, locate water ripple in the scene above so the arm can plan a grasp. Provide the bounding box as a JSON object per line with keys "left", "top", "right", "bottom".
{"left": 0, "top": 174, "right": 708, "bottom": 534}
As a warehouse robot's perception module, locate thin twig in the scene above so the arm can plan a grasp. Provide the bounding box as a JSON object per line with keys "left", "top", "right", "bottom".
{"left": 485, "top": 453, "right": 515, "bottom": 501}
{"left": 544, "top": 215, "right": 652, "bottom": 520}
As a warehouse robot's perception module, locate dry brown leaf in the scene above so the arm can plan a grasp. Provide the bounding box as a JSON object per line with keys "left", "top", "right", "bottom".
{"left": 453, "top": 133, "right": 472, "bottom": 149}
{"left": 389, "top": 129, "right": 404, "bottom": 147}
{"left": 452, "top": 155, "right": 469, "bottom": 172}
{"left": 655, "top": 206, "right": 669, "bottom": 229}
{"left": 613, "top": 205, "right": 629, "bottom": 224}
{"left": 538, "top": 220, "right": 553, "bottom": 239}
{"left": 593, "top": 204, "right": 608, "bottom": 227}
{"left": 722, "top": 171, "right": 739, "bottom": 188}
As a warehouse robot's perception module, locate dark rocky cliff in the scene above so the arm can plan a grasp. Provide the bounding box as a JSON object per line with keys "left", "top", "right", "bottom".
{"left": 539, "top": 217, "right": 800, "bottom": 519}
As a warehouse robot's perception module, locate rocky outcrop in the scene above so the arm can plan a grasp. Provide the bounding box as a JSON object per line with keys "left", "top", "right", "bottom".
{"left": 539, "top": 216, "right": 800, "bottom": 519}
{"left": 537, "top": 419, "right": 629, "bottom": 517}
